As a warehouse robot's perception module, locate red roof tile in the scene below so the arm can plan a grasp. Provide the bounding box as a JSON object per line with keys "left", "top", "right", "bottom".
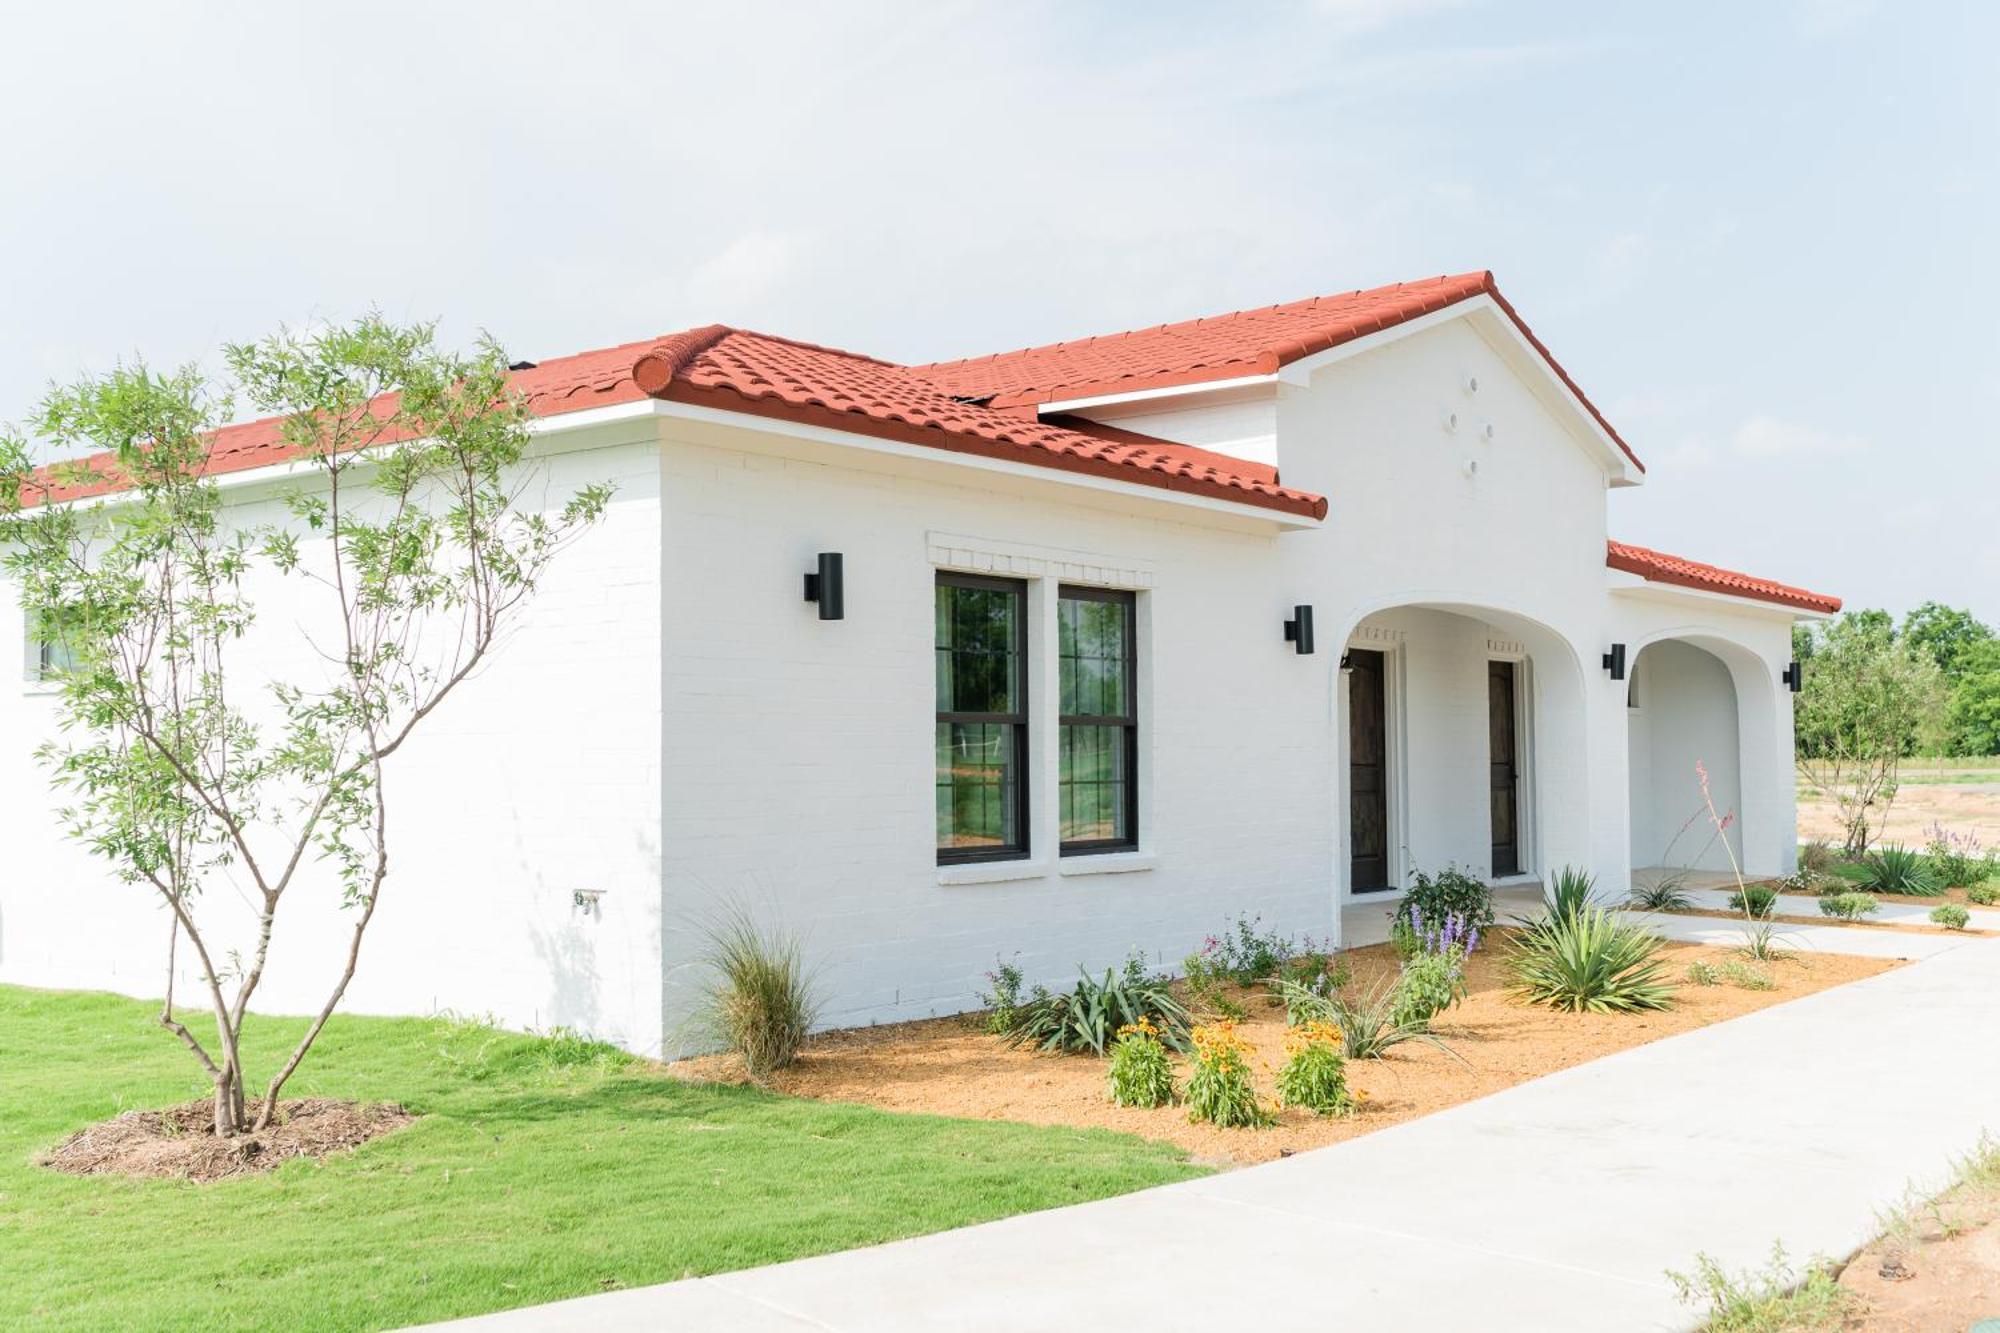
{"left": 1607, "top": 540, "right": 1840, "bottom": 614}
{"left": 636, "top": 328, "right": 1325, "bottom": 517}
{"left": 910, "top": 271, "right": 1644, "bottom": 473}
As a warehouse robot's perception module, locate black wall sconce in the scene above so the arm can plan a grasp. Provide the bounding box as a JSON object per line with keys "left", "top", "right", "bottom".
{"left": 1781, "top": 660, "right": 1803, "bottom": 693}
{"left": 1338, "top": 651, "right": 1353, "bottom": 672}
{"left": 1283, "top": 605, "right": 1315, "bottom": 655}
{"left": 803, "top": 552, "right": 844, "bottom": 620}
{"left": 1601, "top": 642, "right": 1627, "bottom": 680}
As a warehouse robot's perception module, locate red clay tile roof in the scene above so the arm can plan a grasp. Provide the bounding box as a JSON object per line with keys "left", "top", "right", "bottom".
{"left": 635, "top": 328, "right": 1325, "bottom": 517}
{"left": 25, "top": 327, "right": 1326, "bottom": 519}
{"left": 910, "top": 271, "right": 1644, "bottom": 473}
{"left": 1607, "top": 540, "right": 1841, "bottom": 614}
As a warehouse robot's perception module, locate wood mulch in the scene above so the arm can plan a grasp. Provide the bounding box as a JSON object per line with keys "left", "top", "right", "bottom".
{"left": 40, "top": 1098, "right": 414, "bottom": 1182}
{"left": 672, "top": 934, "right": 1898, "bottom": 1166}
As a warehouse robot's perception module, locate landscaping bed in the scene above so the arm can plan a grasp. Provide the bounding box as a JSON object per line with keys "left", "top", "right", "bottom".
{"left": 1659, "top": 904, "right": 1989, "bottom": 938}
{"left": 673, "top": 933, "right": 1898, "bottom": 1165}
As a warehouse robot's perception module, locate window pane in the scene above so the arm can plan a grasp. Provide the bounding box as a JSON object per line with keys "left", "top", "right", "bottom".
{"left": 936, "top": 583, "right": 1019, "bottom": 715}
{"left": 1058, "top": 593, "right": 1128, "bottom": 719}
{"left": 1059, "top": 723, "right": 1129, "bottom": 844}
{"left": 937, "top": 721, "right": 1020, "bottom": 851}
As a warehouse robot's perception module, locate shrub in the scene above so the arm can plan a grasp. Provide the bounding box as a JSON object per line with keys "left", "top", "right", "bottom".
{"left": 1931, "top": 903, "right": 1971, "bottom": 931}
{"left": 1628, "top": 878, "right": 1695, "bottom": 911}
{"left": 1545, "top": 865, "right": 1596, "bottom": 920}
{"left": 1184, "top": 1022, "right": 1272, "bottom": 1128}
{"left": 1204, "top": 915, "right": 1295, "bottom": 985}
{"left": 1180, "top": 949, "right": 1248, "bottom": 1021}
{"left": 1773, "top": 867, "right": 1820, "bottom": 895}
{"left": 1817, "top": 892, "right": 1878, "bottom": 921}
{"left": 701, "top": 911, "right": 820, "bottom": 1079}
{"left": 1798, "top": 839, "right": 1837, "bottom": 874}
{"left": 1924, "top": 822, "right": 1993, "bottom": 889}
{"left": 1856, "top": 844, "right": 1944, "bottom": 897}
{"left": 1391, "top": 867, "right": 1495, "bottom": 943}
{"left": 1275, "top": 974, "right": 1462, "bottom": 1062}
{"left": 978, "top": 957, "right": 1034, "bottom": 1036}
{"left": 1390, "top": 947, "right": 1467, "bottom": 1030}
{"left": 1727, "top": 885, "right": 1777, "bottom": 919}
{"left": 1275, "top": 949, "right": 1350, "bottom": 1020}
{"left": 1274, "top": 1021, "right": 1356, "bottom": 1117}
{"left": 1719, "top": 961, "right": 1775, "bottom": 991}
{"left": 1969, "top": 882, "right": 1999, "bottom": 906}
{"left": 1684, "top": 961, "right": 1720, "bottom": 986}
{"left": 1505, "top": 906, "right": 1675, "bottom": 1013}
{"left": 1002, "top": 962, "right": 1190, "bottom": 1056}
{"left": 1106, "top": 1020, "right": 1177, "bottom": 1108}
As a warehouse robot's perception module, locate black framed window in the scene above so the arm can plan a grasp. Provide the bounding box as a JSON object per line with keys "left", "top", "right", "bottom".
{"left": 936, "top": 573, "right": 1028, "bottom": 863}
{"left": 1059, "top": 586, "right": 1137, "bottom": 854}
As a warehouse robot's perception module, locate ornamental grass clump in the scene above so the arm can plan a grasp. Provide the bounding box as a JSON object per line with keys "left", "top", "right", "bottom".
{"left": 702, "top": 911, "right": 821, "bottom": 1079}
{"left": 1274, "top": 974, "right": 1463, "bottom": 1063}
{"left": 1505, "top": 905, "right": 1675, "bottom": 1014}
{"left": 1184, "top": 1022, "right": 1272, "bottom": 1129}
{"left": 1106, "top": 1020, "right": 1177, "bottom": 1108}
{"left": 1274, "top": 1020, "right": 1357, "bottom": 1117}
{"left": 1817, "top": 891, "right": 1878, "bottom": 921}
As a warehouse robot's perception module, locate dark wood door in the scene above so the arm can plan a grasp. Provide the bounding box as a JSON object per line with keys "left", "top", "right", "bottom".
{"left": 1488, "top": 660, "right": 1520, "bottom": 877}
{"left": 1349, "top": 649, "right": 1390, "bottom": 892}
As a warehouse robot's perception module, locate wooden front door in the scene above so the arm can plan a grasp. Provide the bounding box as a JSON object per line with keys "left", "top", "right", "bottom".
{"left": 1349, "top": 649, "right": 1390, "bottom": 892}
{"left": 1488, "top": 660, "right": 1520, "bottom": 877}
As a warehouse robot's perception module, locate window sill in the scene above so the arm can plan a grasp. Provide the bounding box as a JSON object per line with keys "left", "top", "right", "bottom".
{"left": 20, "top": 679, "right": 61, "bottom": 697}
{"left": 1059, "top": 851, "right": 1158, "bottom": 877}
{"left": 937, "top": 859, "right": 1051, "bottom": 886}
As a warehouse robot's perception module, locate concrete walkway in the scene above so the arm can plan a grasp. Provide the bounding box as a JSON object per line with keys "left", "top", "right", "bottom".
{"left": 435, "top": 936, "right": 2000, "bottom": 1333}
{"left": 1678, "top": 884, "right": 2000, "bottom": 932}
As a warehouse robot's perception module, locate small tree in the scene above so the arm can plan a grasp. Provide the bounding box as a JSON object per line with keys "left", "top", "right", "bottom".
{"left": 0, "top": 318, "right": 611, "bottom": 1135}
{"left": 1793, "top": 613, "right": 1946, "bottom": 855}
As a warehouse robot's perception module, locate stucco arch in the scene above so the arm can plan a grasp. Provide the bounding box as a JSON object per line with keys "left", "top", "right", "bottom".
{"left": 1327, "top": 591, "right": 1594, "bottom": 904}
{"left": 1625, "top": 626, "right": 1786, "bottom": 877}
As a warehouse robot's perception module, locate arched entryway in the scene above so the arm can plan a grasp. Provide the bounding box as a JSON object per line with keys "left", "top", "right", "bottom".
{"left": 1334, "top": 600, "right": 1591, "bottom": 901}
{"left": 1625, "top": 632, "right": 1783, "bottom": 877}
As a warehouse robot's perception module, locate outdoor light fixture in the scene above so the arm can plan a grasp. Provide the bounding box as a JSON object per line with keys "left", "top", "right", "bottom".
{"left": 1602, "top": 642, "right": 1627, "bottom": 680}
{"left": 803, "top": 552, "right": 844, "bottom": 620}
{"left": 1284, "top": 605, "right": 1315, "bottom": 655}
{"left": 1782, "top": 660, "right": 1803, "bottom": 693}
{"left": 1338, "top": 651, "right": 1353, "bottom": 672}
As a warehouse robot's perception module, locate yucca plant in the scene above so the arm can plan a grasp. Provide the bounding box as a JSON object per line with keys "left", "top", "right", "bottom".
{"left": 701, "top": 910, "right": 821, "bottom": 1079}
{"left": 1627, "top": 876, "right": 1695, "bottom": 912}
{"left": 1856, "top": 844, "right": 1944, "bottom": 897}
{"left": 1505, "top": 905, "right": 1675, "bottom": 1014}
{"left": 1546, "top": 865, "right": 1597, "bottom": 920}
{"left": 1002, "top": 966, "right": 1190, "bottom": 1056}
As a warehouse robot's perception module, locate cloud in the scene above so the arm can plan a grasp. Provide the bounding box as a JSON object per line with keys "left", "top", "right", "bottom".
{"left": 684, "top": 231, "right": 815, "bottom": 313}
{"left": 1730, "top": 414, "right": 1869, "bottom": 459}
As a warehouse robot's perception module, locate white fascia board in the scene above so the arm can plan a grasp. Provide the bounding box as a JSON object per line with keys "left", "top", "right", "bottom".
{"left": 1607, "top": 568, "right": 1831, "bottom": 621}
{"left": 1029, "top": 373, "right": 1278, "bottom": 415}
{"left": 652, "top": 399, "right": 1321, "bottom": 529}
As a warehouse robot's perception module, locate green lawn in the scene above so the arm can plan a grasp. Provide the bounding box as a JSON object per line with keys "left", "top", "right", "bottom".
{"left": 0, "top": 986, "right": 1203, "bottom": 1330}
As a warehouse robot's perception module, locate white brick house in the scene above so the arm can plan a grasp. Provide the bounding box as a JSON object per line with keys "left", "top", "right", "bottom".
{"left": 0, "top": 272, "right": 1839, "bottom": 1056}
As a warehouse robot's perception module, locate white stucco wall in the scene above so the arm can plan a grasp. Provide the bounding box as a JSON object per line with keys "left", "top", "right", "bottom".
{"left": 0, "top": 430, "right": 669, "bottom": 1054}
{"left": 0, "top": 306, "right": 1812, "bottom": 1055}
{"left": 1626, "top": 639, "right": 1745, "bottom": 872}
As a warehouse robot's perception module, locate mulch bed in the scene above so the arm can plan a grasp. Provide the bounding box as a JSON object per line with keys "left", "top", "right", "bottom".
{"left": 40, "top": 1098, "right": 414, "bottom": 1182}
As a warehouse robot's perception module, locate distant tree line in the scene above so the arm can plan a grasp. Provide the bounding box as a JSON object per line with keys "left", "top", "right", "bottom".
{"left": 1792, "top": 601, "right": 1999, "bottom": 852}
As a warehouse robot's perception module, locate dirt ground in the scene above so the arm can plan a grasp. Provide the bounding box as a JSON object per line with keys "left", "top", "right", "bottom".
{"left": 1799, "top": 781, "right": 2000, "bottom": 848}
{"left": 674, "top": 936, "right": 1898, "bottom": 1165}
{"left": 40, "top": 1098, "right": 414, "bottom": 1182}
{"left": 1827, "top": 1170, "right": 2000, "bottom": 1330}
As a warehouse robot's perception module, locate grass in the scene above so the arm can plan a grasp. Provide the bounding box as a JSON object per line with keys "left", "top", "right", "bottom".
{"left": 0, "top": 985, "right": 1204, "bottom": 1330}
{"left": 1668, "top": 1242, "right": 1853, "bottom": 1331}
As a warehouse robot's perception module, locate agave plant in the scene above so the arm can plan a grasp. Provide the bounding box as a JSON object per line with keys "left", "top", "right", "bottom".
{"left": 1545, "top": 865, "right": 1597, "bottom": 920}
{"left": 1504, "top": 905, "right": 1675, "bottom": 1014}
{"left": 1001, "top": 966, "right": 1191, "bottom": 1056}
{"left": 1856, "top": 844, "right": 1944, "bottom": 897}
{"left": 1627, "top": 871, "right": 1694, "bottom": 912}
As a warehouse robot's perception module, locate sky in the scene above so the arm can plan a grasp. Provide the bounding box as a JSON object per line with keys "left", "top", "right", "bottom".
{"left": 2, "top": 0, "right": 1995, "bottom": 620}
